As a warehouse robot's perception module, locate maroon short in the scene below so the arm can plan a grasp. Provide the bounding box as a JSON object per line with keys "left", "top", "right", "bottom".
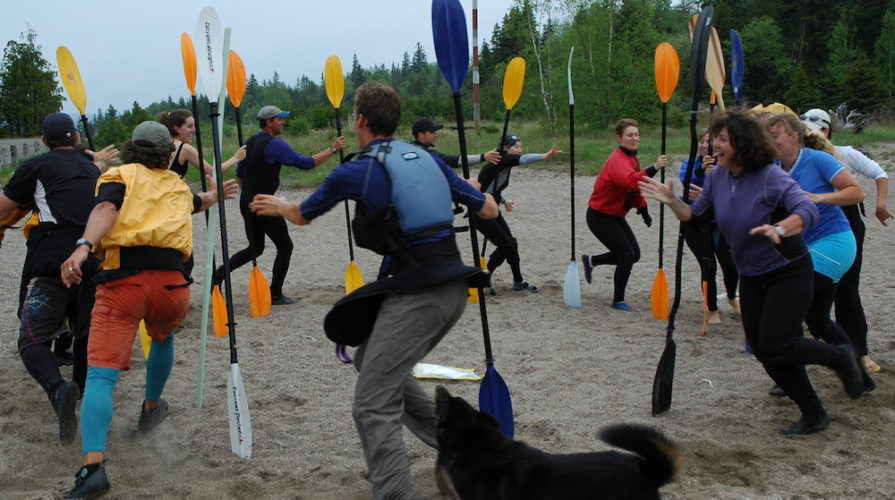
{"left": 88, "top": 270, "right": 189, "bottom": 370}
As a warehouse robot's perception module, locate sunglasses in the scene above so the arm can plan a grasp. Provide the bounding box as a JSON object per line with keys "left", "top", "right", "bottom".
{"left": 800, "top": 114, "right": 830, "bottom": 127}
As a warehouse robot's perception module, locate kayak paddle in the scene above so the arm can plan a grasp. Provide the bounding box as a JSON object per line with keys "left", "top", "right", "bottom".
{"left": 650, "top": 42, "right": 679, "bottom": 321}
{"left": 55, "top": 46, "right": 95, "bottom": 151}
{"left": 196, "top": 6, "right": 252, "bottom": 457}
{"left": 433, "top": 0, "right": 514, "bottom": 438}
{"left": 729, "top": 30, "right": 744, "bottom": 104}
{"left": 652, "top": 5, "right": 713, "bottom": 416}
{"left": 227, "top": 49, "right": 272, "bottom": 319}
{"left": 563, "top": 47, "right": 581, "bottom": 307}
{"left": 497, "top": 57, "right": 525, "bottom": 153}
{"left": 324, "top": 55, "right": 364, "bottom": 295}
{"left": 706, "top": 27, "right": 726, "bottom": 111}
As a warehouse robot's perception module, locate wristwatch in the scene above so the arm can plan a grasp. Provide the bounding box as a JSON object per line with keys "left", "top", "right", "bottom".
{"left": 773, "top": 224, "right": 786, "bottom": 237}
{"left": 75, "top": 238, "right": 93, "bottom": 250}
{"left": 330, "top": 145, "right": 338, "bottom": 153}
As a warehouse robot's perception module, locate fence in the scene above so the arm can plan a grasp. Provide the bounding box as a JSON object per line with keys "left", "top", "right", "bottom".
{"left": 0, "top": 138, "right": 46, "bottom": 167}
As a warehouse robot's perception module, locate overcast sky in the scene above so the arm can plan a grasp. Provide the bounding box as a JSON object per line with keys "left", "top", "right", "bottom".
{"left": 2, "top": 0, "right": 516, "bottom": 117}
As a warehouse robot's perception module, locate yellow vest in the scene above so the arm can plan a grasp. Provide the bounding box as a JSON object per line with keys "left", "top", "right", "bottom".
{"left": 95, "top": 163, "right": 194, "bottom": 270}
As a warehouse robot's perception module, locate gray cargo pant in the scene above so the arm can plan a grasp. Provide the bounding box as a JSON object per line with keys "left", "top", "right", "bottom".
{"left": 352, "top": 279, "right": 468, "bottom": 500}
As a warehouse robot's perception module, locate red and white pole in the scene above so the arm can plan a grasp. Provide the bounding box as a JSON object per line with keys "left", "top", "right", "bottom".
{"left": 472, "top": 0, "right": 480, "bottom": 131}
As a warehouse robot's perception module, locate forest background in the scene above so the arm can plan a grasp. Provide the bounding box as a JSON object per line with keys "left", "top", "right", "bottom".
{"left": 2, "top": 0, "right": 894, "bottom": 182}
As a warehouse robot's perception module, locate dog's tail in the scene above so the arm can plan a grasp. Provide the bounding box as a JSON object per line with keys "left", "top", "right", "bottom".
{"left": 598, "top": 424, "right": 682, "bottom": 487}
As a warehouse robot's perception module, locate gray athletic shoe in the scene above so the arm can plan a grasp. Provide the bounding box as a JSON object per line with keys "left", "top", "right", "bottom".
{"left": 52, "top": 381, "right": 80, "bottom": 444}
{"left": 137, "top": 398, "right": 169, "bottom": 433}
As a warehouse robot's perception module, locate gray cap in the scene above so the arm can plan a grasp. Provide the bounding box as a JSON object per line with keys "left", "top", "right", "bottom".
{"left": 258, "top": 105, "right": 290, "bottom": 120}
{"left": 132, "top": 121, "right": 172, "bottom": 148}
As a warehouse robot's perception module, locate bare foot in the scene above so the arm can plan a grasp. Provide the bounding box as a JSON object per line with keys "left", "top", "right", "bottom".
{"left": 708, "top": 309, "right": 722, "bottom": 324}
{"left": 861, "top": 355, "right": 881, "bottom": 373}
{"left": 728, "top": 298, "right": 741, "bottom": 315}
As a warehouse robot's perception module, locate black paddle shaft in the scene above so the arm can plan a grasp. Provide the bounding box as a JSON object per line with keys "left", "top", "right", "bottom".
{"left": 79, "top": 115, "right": 96, "bottom": 152}
{"left": 453, "top": 93, "right": 495, "bottom": 363}
{"left": 659, "top": 103, "right": 667, "bottom": 268}
{"left": 233, "top": 107, "right": 259, "bottom": 268}
{"left": 209, "top": 102, "right": 240, "bottom": 364}
{"left": 191, "top": 95, "right": 209, "bottom": 193}
{"left": 335, "top": 107, "right": 356, "bottom": 261}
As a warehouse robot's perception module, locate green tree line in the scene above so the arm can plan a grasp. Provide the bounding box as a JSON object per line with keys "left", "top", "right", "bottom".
{"left": 2, "top": 0, "right": 894, "bottom": 142}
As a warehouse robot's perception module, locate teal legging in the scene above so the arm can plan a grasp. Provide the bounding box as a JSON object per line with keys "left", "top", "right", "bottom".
{"left": 81, "top": 334, "right": 174, "bottom": 454}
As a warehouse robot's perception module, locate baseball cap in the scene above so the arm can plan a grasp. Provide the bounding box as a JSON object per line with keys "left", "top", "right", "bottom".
{"left": 257, "top": 105, "right": 290, "bottom": 120}
{"left": 42, "top": 112, "right": 77, "bottom": 140}
{"left": 412, "top": 118, "right": 443, "bottom": 135}
{"left": 800, "top": 108, "right": 832, "bottom": 132}
{"left": 750, "top": 102, "right": 796, "bottom": 116}
{"left": 132, "top": 121, "right": 172, "bottom": 148}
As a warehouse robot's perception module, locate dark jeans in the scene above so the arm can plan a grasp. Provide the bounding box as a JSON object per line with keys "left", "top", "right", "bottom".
{"left": 220, "top": 192, "right": 294, "bottom": 297}
{"left": 835, "top": 204, "right": 869, "bottom": 356}
{"left": 477, "top": 213, "right": 523, "bottom": 282}
{"left": 586, "top": 208, "right": 640, "bottom": 302}
{"left": 682, "top": 221, "right": 739, "bottom": 311}
{"left": 739, "top": 255, "right": 848, "bottom": 416}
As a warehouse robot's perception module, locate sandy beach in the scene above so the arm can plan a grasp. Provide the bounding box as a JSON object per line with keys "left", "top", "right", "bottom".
{"left": 0, "top": 146, "right": 892, "bottom": 499}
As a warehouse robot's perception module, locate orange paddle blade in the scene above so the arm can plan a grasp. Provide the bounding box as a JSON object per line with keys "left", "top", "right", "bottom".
{"left": 344, "top": 260, "right": 364, "bottom": 295}
{"left": 139, "top": 320, "right": 151, "bottom": 359}
{"left": 650, "top": 268, "right": 669, "bottom": 320}
{"left": 180, "top": 33, "right": 198, "bottom": 96}
{"left": 654, "top": 42, "right": 680, "bottom": 103}
{"left": 212, "top": 285, "right": 228, "bottom": 337}
{"left": 227, "top": 50, "right": 247, "bottom": 108}
{"left": 248, "top": 266, "right": 271, "bottom": 318}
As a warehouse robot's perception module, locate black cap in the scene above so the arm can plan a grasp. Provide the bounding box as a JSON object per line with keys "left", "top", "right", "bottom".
{"left": 412, "top": 118, "right": 443, "bottom": 136}
{"left": 42, "top": 112, "right": 77, "bottom": 140}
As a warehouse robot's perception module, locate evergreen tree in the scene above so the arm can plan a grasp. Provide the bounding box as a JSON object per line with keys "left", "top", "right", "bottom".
{"left": 842, "top": 52, "right": 888, "bottom": 112}
{"left": 874, "top": 4, "right": 895, "bottom": 101}
{"left": 0, "top": 29, "right": 63, "bottom": 137}
{"left": 350, "top": 54, "right": 366, "bottom": 91}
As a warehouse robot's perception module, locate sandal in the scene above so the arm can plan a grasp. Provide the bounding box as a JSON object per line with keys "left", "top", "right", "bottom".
{"left": 862, "top": 356, "right": 882, "bottom": 374}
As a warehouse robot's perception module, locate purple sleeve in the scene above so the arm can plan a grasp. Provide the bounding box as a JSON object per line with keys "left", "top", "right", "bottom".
{"left": 265, "top": 137, "right": 316, "bottom": 170}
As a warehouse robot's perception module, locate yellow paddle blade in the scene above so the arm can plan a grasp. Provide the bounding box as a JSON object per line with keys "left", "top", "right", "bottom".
{"left": 344, "top": 260, "right": 364, "bottom": 294}
{"left": 706, "top": 27, "right": 726, "bottom": 110}
{"left": 227, "top": 50, "right": 247, "bottom": 108}
{"left": 324, "top": 55, "right": 345, "bottom": 109}
{"left": 139, "top": 320, "right": 151, "bottom": 360}
{"left": 180, "top": 33, "right": 198, "bottom": 96}
{"left": 248, "top": 265, "right": 271, "bottom": 318}
{"left": 212, "top": 285, "right": 228, "bottom": 338}
{"left": 502, "top": 57, "right": 526, "bottom": 110}
{"left": 654, "top": 42, "right": 680, "bottom": 104}
{"left": 650, "top": 268, "right": 669, "bottom": 320}
{"left": 688, "top": 13, "right": 698, "bottom": 41}
{"left": 56, "top": 46, "right": 88, "bottom": 115}
{"left": 467, "top": 287, "right": 479, "bottom": 303}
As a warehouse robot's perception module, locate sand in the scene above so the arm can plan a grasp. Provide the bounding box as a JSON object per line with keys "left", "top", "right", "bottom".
{"left": 0, "top": 147, "right": 892, "bottom": 499}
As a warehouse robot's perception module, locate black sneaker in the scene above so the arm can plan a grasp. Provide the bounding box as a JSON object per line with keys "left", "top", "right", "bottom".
{"left": 271, "top": 295, "right": 298, "bottom": 305}
{"left": 767, "top": 384, "right": 787, "bottom": 397}
{"left": 781, "top": 411, "right": 830, "bottom": 435}
{"left": 52, "top": 381, "right": 80, "bottom": 444}
{"left": 834, "top": 344, "right": 864, "bottom": 399}
{"left": 581, "top": 254, "right": 593, "bottom": 284}
{"left": 512, "top": 280, "right": 539, "bottom": 292}
{"left": 137, "top": 399, "right": 169, "bottom": 433}
{"left": 65, "top": 461, "right": 110, "bottom": 499}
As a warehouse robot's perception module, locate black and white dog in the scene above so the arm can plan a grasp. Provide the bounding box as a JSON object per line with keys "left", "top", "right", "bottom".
{"left": 435, "top": 386, "right": 682, "bottom": 499}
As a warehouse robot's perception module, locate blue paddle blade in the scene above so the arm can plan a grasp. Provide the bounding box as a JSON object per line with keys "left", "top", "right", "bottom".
{"left": 432, "top": 0, "right": 470, "bottom": 93}
{"left": 730, "top": 29, "right": 744, "bottom": 104}
{"left": 563, "top": 260, "right": 582, "bottom": 307}
{"left": 479, "top": 364, "right": 514, "bottom": 438}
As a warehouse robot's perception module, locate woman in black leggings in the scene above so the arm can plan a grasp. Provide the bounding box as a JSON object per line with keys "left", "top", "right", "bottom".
{"left": 582, "top": 119, "right": 666, "bottom": 310}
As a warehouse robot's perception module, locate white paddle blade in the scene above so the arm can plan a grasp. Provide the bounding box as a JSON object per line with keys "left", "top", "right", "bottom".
{"left": 567, "top": 46, "right": 574, "bottom": 106}
{"left": 563, "top": 260, "right": 582, "bottom": 307}
{"left": 195, "top": 6, "right": 223, "bottom": 104}
{"left": 227, "top": 362, "right": 253, "bottom": 458}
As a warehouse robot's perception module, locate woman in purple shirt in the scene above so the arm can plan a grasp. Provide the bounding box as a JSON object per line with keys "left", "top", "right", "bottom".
{"left": 639, "top": 111, "right": 864, "bottom": 435}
